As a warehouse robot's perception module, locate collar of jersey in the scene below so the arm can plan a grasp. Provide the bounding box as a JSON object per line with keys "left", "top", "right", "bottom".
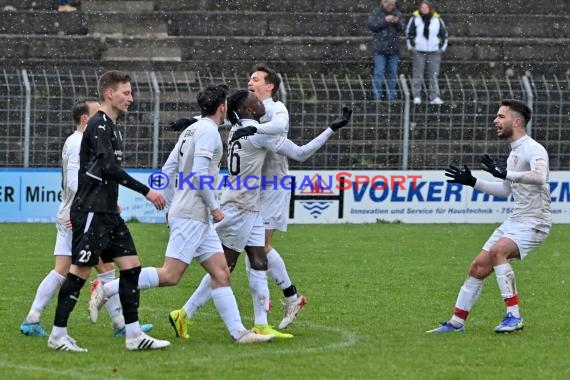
{"left": 510, "top": 135, "right": 530, "bottom": 149}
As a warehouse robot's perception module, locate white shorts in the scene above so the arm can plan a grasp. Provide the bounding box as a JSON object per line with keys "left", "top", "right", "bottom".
{"left": 215, "top": 205, "right": 265, "bottom": 251}
{"left": 165, "top": 217, "right": 223, "bottom": 264}
{"left": 260, "top": 188, "right": 290, "bottom": 232}
{"left": 54, "top": 222, "right": 72, "bottom": 256}
{"left": 482, "top": 219, "right": 549, "bottom": 260}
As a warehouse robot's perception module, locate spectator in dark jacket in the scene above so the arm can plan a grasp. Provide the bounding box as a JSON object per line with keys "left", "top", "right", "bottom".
{"left": 368, "top": 0, "right": 405, "bottom": 101}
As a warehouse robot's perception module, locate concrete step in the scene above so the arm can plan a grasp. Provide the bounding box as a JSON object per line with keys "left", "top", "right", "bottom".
{"left": 4, "top": 10, "right": 570, "bottom": 40}
{"left": 88, "top": 13, "right": 168, "bottom": 37}
{"left": 0, "top": 10, "right": 87, "bottom": 35}
{"left": 82, "top": 0, "right": 154, "bottom": 13}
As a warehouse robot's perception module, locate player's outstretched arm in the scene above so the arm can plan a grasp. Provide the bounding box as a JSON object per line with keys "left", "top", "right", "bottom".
{"left": 482, "top": 153, "right": 548, "bottom": 185}
{"left": 270, "top": 107, "right": 352, "bottom": 162}
{"left": 446, "top": 163, "right": 511, "bottom": 198}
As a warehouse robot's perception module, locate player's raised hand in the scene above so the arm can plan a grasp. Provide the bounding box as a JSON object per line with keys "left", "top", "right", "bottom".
{"left": 145, "top": 189, "right": 166, "bottom": 210}
{"left": 330, "top": 107, "right": 353, "bottom": 131}
{"left": 445, "top": 165, "right": 477, "bottom": 187}
{"left": 165, "top": 117, "right": 198, "bottom": 132}
{"left": 481, "top": 154, "right": 507, "bottom": 179}
{"left": 229, "top": 126, "right": 257, "bottom": 143}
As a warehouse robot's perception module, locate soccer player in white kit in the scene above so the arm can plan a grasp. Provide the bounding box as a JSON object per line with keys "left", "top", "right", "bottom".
{"left": 19, "top": 98, "right": 151, "bottom": 338}
{"left": 429, "top": 99, "right": 551, "bottom": 333}
{"left": 247, "top": 64, "right": 308, "bottom": 329}
{"left": 168, "top": 90, "right": 352, "bottom": 339}
{"left": 89, "top": 85, "right": 272, "bottom": 344}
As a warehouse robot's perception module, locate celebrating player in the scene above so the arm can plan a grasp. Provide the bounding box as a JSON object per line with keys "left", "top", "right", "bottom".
{"left": 166, "top": 90, "right": 351, "bottom": 339}
{"left": 428, "top": 99, "right": 551, "bottom": 333}
{"left": 89, "top": 85, "right": 273, "bottom": 344}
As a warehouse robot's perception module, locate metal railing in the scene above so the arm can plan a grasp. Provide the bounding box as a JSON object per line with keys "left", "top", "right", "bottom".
{"left": 1, "top": 69, "right": 568, "bottom": 171}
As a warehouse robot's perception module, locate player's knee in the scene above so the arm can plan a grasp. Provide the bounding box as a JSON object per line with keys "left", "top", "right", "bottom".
{"left": 158, "top": 269, "right": 182, "bottom": 286}
{"left": 488, "top": 246, "right": 511, "bottom": 263}
{"left": 468, "top": 262, "right": 491, "bottom": 279}
{"left": 248, "top": 255, "right": 268, "bottom": 270}
{"left": 211, "top": 267, "right": 231, "bottom": 287}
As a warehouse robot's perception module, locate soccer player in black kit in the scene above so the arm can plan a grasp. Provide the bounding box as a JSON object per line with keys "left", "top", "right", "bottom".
{"left": 48, "top": 71, "right": 170, "bottom": 352}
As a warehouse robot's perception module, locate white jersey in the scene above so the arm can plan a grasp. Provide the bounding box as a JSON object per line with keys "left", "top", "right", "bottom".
{"left": 222, "top": 119, "right": 285, "bottom": 211}
{"left": 168, "top": 118, "right": 223, "bottom": 223}
{"left": 260, "top": 98, "right": 289, "bottom": 185}
{"left": 505, "top": 136, "right": 551, "bottom": 228}
{"left": 222, "top": 119, "right": 334, "bottom": 211}
{"left": 475, "top": 135, "right": 551, "bottom": 232}
{"left": 55, "top": 131, "right": 82, "bottom": 224}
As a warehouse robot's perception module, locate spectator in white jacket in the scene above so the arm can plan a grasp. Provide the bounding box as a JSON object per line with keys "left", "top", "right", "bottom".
{"left": 406, "top": 1, "right": 448, "bottom": 105}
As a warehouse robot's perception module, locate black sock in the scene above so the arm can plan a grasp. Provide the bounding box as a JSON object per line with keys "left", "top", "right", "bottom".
{"left": 120, "top": 266, "right": 141, "bottom": 324}
{"left": 53, "top": 273, "right": 86, "bottom": 328}
{"left": 283, "top": 284, "right": 297, "bottom": 298}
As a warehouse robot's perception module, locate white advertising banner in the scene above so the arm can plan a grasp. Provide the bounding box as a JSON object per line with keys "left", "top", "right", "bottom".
{"left": 1, "top": 169, "right": 568, "bottom": 224}
{"left": 287, "top": 170, "right": 570, "bottom": 224}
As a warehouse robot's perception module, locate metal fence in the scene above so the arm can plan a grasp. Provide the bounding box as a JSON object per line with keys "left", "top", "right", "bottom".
{"left": 1, "top": 69, "right": 569, "bottom": 171}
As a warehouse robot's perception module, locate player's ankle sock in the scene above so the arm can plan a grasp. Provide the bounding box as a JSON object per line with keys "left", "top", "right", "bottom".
{"left": 51, "top": 325, "right": 67, "bottom": 339}
{"left": 125, "top": 321, "right": 141, "bottom": 339}
{"left": 505, "top": 295, "right": 520, "bottom": 318}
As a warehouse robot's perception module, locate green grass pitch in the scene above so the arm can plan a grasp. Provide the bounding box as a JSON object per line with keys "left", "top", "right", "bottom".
{"left": 1, "top": 223, "right": 569, "bottom": 379}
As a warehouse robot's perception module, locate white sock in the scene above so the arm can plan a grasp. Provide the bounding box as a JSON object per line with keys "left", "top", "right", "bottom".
{"left": 450, "top": 276, "right": 484, "bottom": 326}
{"left": 51, "top": 325, "right": 67, "bottom": 339}
{"left": 138, "top": 267, "right": 160, "bottom": 290}
{"left": 183, "top": 273, "right": 212, "bottom": 318}
{"left": 98, "top": 270, "right": 124, "bottom": 328}
{"left": 211, "top": 286, "right": 245, "bottom": 339}
{"left": 27, "top": 270, "right": 65, "bottom": 323}
{"left": 247, "top": 268, "right": 269, "bottom": 326}
{"left": 266, "top": 248, "right": 293, "bottom": 291}
{"left": 494, "top": 263, "right": 520, "bottom": 317}
{"left": 125, "top": 321, "right": 141, "bottom": 339}
{"left": 102, "top": 267, "right": 159, "bottom": 298}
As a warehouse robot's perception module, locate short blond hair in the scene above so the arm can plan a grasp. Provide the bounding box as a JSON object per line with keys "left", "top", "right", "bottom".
{"left": 382, "top": 0, "right": 396, "bottom": 4}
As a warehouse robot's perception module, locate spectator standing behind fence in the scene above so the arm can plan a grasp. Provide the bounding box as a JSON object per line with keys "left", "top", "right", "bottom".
{"left": 406, "top": 1, "right": 448, "bottom": 105}
{"left": 368, "top": 0, "right": 405, "bottom": 101}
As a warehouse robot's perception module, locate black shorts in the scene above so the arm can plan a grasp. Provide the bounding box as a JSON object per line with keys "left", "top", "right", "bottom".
{"left": 71, "top": 210, "right": 137, "bottom": 266}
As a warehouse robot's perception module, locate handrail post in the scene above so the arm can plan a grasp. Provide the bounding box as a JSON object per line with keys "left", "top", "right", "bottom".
{"left": 22, "top": 69, "right": 31, "bottom": 168}
{"left": 150, "top": 72, "right": 161, "bottom": 169}
{"left": 522, "top": 75, "right": 533, "bottom": 136}
{"left": 399, "top": 74, "right": 410, "bottom": 170}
